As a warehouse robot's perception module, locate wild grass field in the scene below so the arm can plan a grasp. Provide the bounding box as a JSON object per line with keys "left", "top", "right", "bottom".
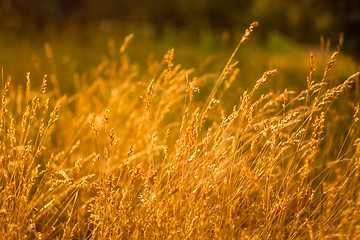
{"left": 1, "top": 22, "right": 360, "bottom": 239}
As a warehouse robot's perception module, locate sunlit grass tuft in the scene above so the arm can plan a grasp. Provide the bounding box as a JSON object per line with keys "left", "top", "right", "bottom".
{"left": 1, "top": 23, "right": 360, "bottom": 239}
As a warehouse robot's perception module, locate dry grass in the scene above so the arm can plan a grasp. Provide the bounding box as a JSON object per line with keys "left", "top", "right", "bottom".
{"left": 1, "top": 23, "right": 360, "bottom": 239}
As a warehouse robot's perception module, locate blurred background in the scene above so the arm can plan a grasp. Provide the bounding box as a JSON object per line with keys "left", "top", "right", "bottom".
{"left": 1, "top": 0, "right": 359, "bottom": 53}
{"left": 0, "top": 0, "right": 359, "bottom": 93}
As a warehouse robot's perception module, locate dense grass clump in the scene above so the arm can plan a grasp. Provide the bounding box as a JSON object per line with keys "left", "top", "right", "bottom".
{"left": 1, "top": 23, "right": 360, "bottom": 239}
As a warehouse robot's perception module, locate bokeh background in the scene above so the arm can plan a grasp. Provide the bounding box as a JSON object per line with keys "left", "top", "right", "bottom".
{"left": 0, "top": 0, "right": 359, "bottom": 93}
{"left": 1, "top": 0, "right": 359, "bottom": 52}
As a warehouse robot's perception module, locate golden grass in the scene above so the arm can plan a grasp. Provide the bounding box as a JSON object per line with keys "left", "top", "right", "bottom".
{"left": 1, "top": 23, "right": 360, "bottom": 239}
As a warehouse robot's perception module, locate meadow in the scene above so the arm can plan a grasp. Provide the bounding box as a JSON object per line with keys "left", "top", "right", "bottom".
{"left": 1, "top": 22, "right": 360, "bottom": 239}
